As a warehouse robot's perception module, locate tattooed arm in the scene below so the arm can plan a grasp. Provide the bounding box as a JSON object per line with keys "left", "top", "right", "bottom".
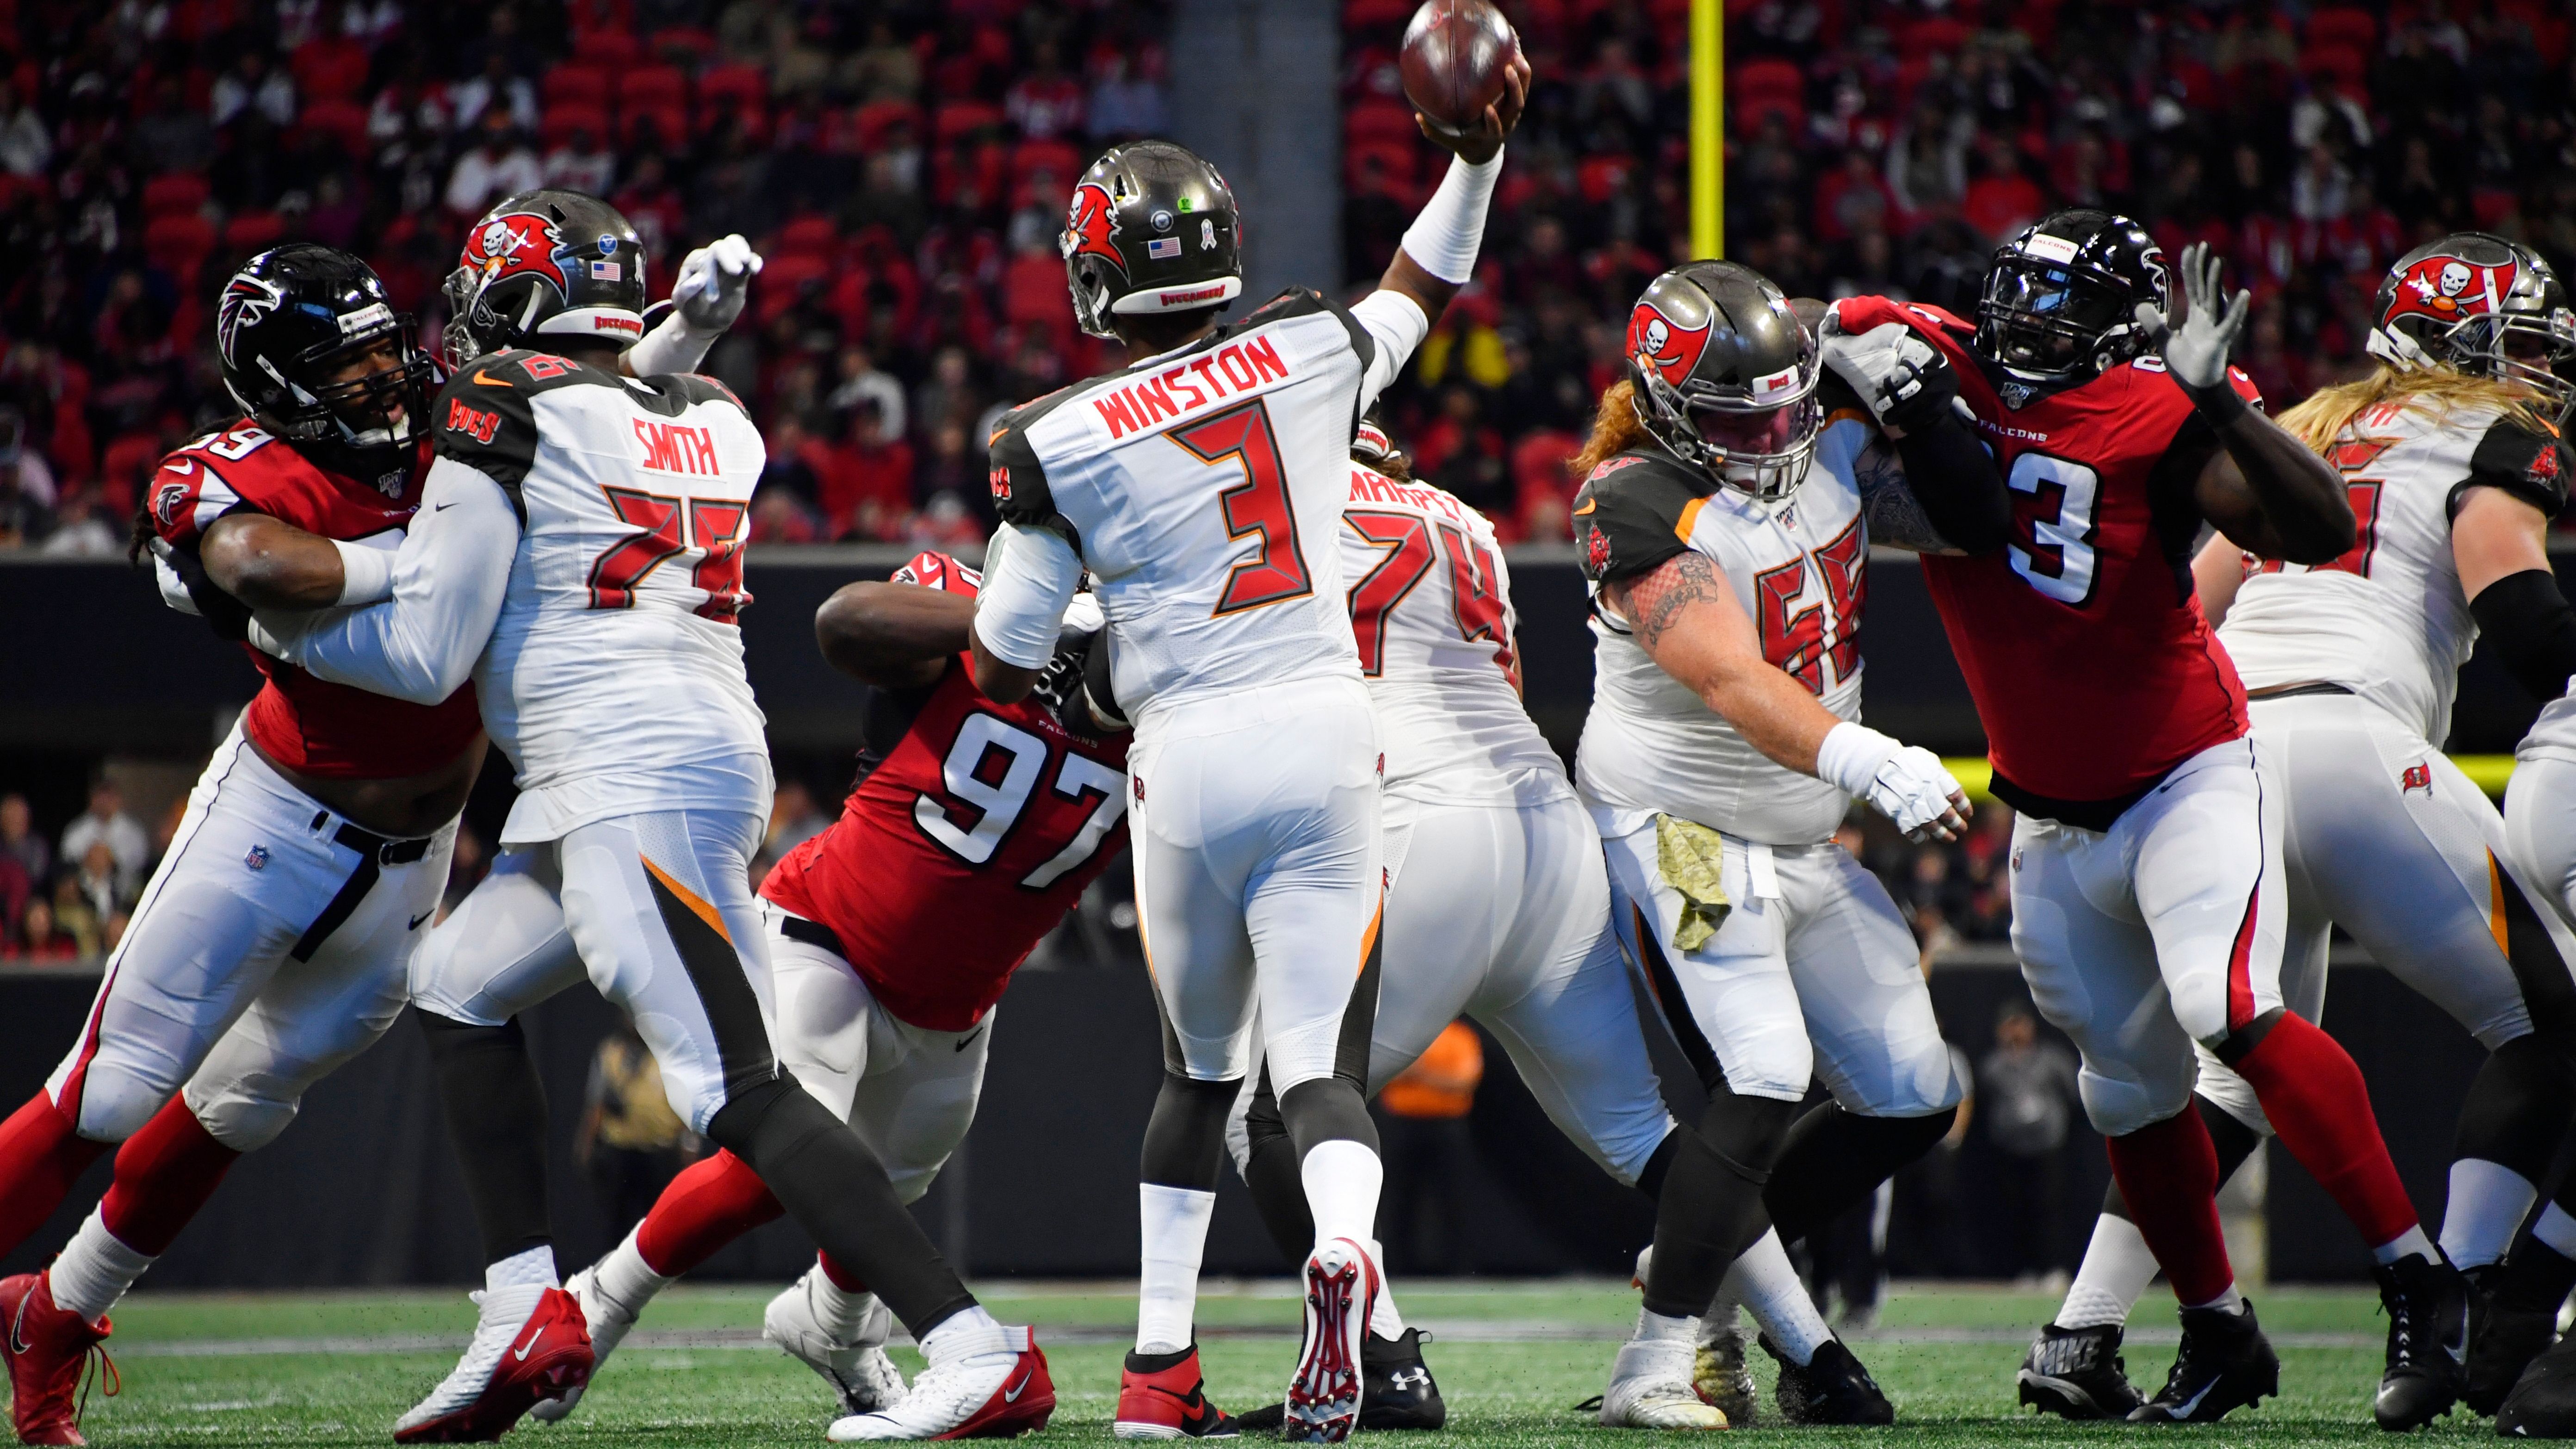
{"left": 1600, "top": 550, "right": 1854, "bottom": 777}
{"left": 1851, "top": 434, "right": 1962, "bottom": 555}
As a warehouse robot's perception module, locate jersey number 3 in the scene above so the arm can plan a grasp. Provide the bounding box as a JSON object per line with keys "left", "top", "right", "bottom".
{"left": 1174, "top": 400, "right": 1313, "bottom": 615}
{"left": 916, "top": 713, "right": 1124, "bottom": 890}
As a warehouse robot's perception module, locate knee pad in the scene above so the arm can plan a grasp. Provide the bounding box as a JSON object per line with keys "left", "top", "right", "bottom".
{"left": 705, "top": 1072, "right": 835, "bottom": 1164}
{"left": 1279, "top": 1076, "right": 1377, "bottom": 1158}
{"left": 70, "top": 1065, "right": 173, "bottom": 1145}
{"left": 1140, "top": 1071, "right": 1242, "bottom": 1191}
{"left": 2077, "top": 1062, "right": 2195, "bottom": 1141}
{"left": 180, "top": 1080, "right": 298, "bottom": 1153}
{"left": 1693, "top": 1084, "right": 1798, "bottom": 1185}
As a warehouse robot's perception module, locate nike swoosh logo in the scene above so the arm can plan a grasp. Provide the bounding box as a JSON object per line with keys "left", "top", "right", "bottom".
{"left": 514, "top": 1325, "right": 545, "bottom": 1362}
{"left": 435, "top": 502, "right": 457, "bottom": 511}
{"left": 162, "top": 459, "right": 196, "bottom": 476}
{"left": 2169, "top": 1379, "right": 2218, "bottom": 1419}
{"left": 955, "top": 1028, "right": 984, "bottom": 1053}
{"left": 1003, "top": 1366, "right": 1033, "bottom": 1402}
{"left": 1572, "top": 497, "right": 1597, "bottom": 514}
{"left": 8, "top": 1288, "right": 31, "bottom": 1356}
{"left": 409, "top": 910, "right": 434, "bottom": 930}
{"left": 474, "top": 370, "right": 513, "bottom": 387}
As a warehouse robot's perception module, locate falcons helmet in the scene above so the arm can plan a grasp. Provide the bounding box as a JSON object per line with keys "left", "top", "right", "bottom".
{"left": 1623, "top": 260, "right": 1822, "bottom": 502}
{"left": 1061, "top": 142, "right": 1244, "bottom": 340}
{"left": 1974, "top": 208, "right": 2170, "bottom": 384}
{"left": 441, "top": 190, "right": 649, "bottom": 366}
{"left": 216, "top": 243, "right": 433, "bottom": 491}
{"left": 2370, "top": 232, "right": 2576, "bottom": 413}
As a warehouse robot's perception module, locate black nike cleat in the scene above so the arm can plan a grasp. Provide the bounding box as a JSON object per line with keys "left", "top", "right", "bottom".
{"left": 2372, "top": 1253, "right": 2465, "bottom": 1430}
{"left": 2500, "top": 1332, "right": 2576, "bottom": 1437}
{"left": 2127, "top": 1300, "right": 2279, "bottom": 1424}
{"left": 2467, "top": 1263, "right": 2563, "bottom": 1416}
{"left": 1761, "top": 1335, "right": 1894, "bottom": 1425}
{"left": 2017, "top": 1322, "right": 2145, "bottom": 1419}
{"left": 1232, "top": 1330, "right": 1446, "bottom": 1432}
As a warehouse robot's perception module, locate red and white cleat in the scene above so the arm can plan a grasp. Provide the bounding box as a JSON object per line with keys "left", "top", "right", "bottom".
{"left": 826, "top": 1322, "right": 1052, "bottom": 1441}
{"left": 1, "top": 1273, "right": 115, "bottom": 1447}
{"left": 1283, "top": 1238, "right": 1380, "bottom": 1443}
{"left": 1113, "top": 1343, "right": 1237, "bottom": 1439}
{"left": 392, "top": 1284, "right": 594, "bottom": 1443}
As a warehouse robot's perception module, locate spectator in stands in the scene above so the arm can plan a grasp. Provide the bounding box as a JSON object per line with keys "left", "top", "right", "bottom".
{"left": 1087, "top": 53, "right": 1165, "bottom": 142}
{"left": 60, "top": 777, "right": 148, "bottom": 903}
{"left": 826, "top": 345, "right": 906, "bottom": 441}
{"left": 0, "top": 794, "right": 49, "bottom": 891}
{"left": 7, "top": 897, "right": 80, "bottom": 963}
{"left": 1982, "top": 1003, "right": 2081, "bottom": 1289}
{"left": 0, "top": 81, "right": 47, "bottom": 178}
{"left": 445, "top": 107, "right": 543, "bottom": 217}
{"left": 211, "top": 48, "right": 297, "bottom": 129}
{"left": 1377, "top": 1020, "right": 1485, "bottom": 1275}
{"left": 541, "top": 117, "right": 615, "bottom": 197}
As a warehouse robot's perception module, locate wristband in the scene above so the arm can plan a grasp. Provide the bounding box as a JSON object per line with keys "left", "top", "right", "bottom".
{"left": 1813, "top": 720, "right": 1899, "bottom": 799}
{"left": 1398, "top": 150, "right": 1504, "bottom": 286}
{"left": 332, "top": 539, "right": 395, "bottom": 606}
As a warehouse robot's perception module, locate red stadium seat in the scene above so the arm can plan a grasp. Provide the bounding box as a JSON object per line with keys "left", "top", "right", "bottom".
{"left": 572, "top": 28, "right": 642, "bottom": 68}
{"left": 753, "top": 253, "right": 830, "bottom": 324}
{"left": 290, "top": 36, "right": 371, "bottom": 104}
{"left": 649, "top": 26, "right": 716, "bottom": 64}
{"left": 2305, "top": 6, "right": 2378, "bottom": 50}
{"left": 854, "top": 100, "right": 923, "bottom": 151}
{"left": 1345, "top": 137, "right": 1419, "bottom": 193}
{"left": 1345, "top": 98, "right": 1418, "bottom": 147}
{"left": 621, "top": 103, "right": 688, "bottom": 149}
{"left": 696, "top": 62, "right": 769, "bottom": 112}
{"left": 297, "top": 97, "right": 371, "bottom": 157}
{"left": 1901, "top": 15, "right": 1971, "bottom": 54}
{"left": 1009, "top": 138, "right": 1084, "bottom": 190}
{"left": 1344, "top": 0, "right": 1412, "bottom": 28}
{"left": 619, "top": 64, "right": 687, "bottom": 114}
{"left": 1732, "top": 57, "right": 1803, "bottom": 104}
{"left": 541, "top": 63, "right": 612, "bottom": 112}
{"left": 541, "top": 101, "right": 611, "bottom": 146}
{"left": 224, "top": 210, "right": 287, "bottom": 253}
{"left": 2300, "top": 43, "right": 2367, "bottom": 91}
{"left": 143, "top": 172, "right": 210, "bottom": 218}
{"left": 934, "top": 100, "right": 1004, "bottom": 142}
{"left": 1734, "top": 92, "right": 1802, "bottom": 135}
{"left": 145, "top": 211, "right": 217, "bottom": 282}
{"left": 773, "top": 215, "right": 838, "bottom": 260}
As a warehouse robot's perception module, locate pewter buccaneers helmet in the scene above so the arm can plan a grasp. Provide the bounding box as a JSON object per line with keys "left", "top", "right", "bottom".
{"left": 2370, "top": 231, "right": 2576, "bottom": 414}
{"left": 216, "top": 243, "right": 433, "bottom": 490}
{"left": 441, "top": 189, "right": 650, "bottom": 366}
{"left": 1061, "top": 142, "right": 1244, "bottom": 340}
{"left": 1624, "top": 260, "right": 1823, "bottom": 502}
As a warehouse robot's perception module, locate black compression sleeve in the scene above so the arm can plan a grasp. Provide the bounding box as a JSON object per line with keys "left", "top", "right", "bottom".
{"left": 2471, "top": 568, "right": 2576, "bottom": 703}
{"left": 1890, "top": 409, "right": 2012, "bottom": 554}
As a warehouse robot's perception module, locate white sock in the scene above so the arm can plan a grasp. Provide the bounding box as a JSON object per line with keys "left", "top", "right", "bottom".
{"left": 485, "top": 1243, "right": 557, "bottom": 1294}
{"left": 1634, "top": 1305, "right": 1697, "bottom": 1343}
{"left": 919, "top": 1305, "right": 1005, "bottom": 1363}
{"left": 811, "top": 1263, "right": 877, "bottom": 1341}
{"left": 2441, "top": 1159, "right": 2538, "bottom": 1270}
{"left": 2537, "top": 1203, "right": 2576, "bottom": 1260}
{"left": 1299, "top": 1139, "right": 1384, "bottom": 1247}
{"left": 47, "top": 1210, "right": 152, "bottom": 1324}
{"left": 1136, "top": 1183, "right": 1216, "bottom": 1354}
{"left": 1726, "top": 1229, "right": 1830, "bottom": 1367}
{"left": 2373, "top": 1223, "right": 2437, "bottom": 1266}
{"left": 1366, "top": 1239, "right": 1406, "bottom": 1340}
{"left": 592, "top": 1226, "right": 674, "bottom": 1313}
{"left": 2056, "top": 1214, "right": 2161, "bottom": 1330}
{"left": 2185, "top": 1283, "right": 2247, "bottom": 1316}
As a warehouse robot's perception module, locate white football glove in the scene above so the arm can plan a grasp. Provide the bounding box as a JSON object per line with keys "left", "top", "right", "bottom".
{"left": 1815, "top": 721, "right": 1968, "bottom": 842}
{"left": 2134, "top": 240, "right": 2248, "bottom": 395}
{"left": 147, "top": 537, "right": 200, "bottom": 616}
{"left": 671, "top": 234, "right": 763, "bottom": 337}
{"left": 1818, "top": 303, "right": 1957, "bottom": 433}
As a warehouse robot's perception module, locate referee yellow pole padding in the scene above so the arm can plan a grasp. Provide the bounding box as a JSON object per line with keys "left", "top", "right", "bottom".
{"left": 1690, "top": 0, "right": 1721, "bottom": 259}
{"left": 1940, "top": 755, "right": 2524, "bottom": 804}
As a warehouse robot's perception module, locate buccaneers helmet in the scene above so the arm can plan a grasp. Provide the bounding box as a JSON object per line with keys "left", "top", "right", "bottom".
{"left": 1974, "top": 208, "right": 2170, "bottom": 384}
{"left": 441, "top": 190, "right": 649, "bottom": 366}
{"left": 1061, "top": 142, "right": 1244, "bottom": 340}
{"left": 1624, "top": 260, "right": 1821, "bottom": 502}
{"left": 217, "top": 243, "right": 434, "bottom": 491}
{"left": 2369, "top": 232, "right": 2576, "bottom": 412}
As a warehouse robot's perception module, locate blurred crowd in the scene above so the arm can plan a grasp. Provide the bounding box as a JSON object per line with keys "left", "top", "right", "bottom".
{"left": 0, "top": 780, "right": 166, "bottom": 962}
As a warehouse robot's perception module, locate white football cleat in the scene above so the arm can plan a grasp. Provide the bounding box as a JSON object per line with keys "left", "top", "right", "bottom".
{"left": 392, "top": 1284, "right": 594, "bottom": 1442}
{"left": 1284, "top": 1237, "right": 1381, "bottom": 1443}
{"left": 526, "top": 1263, "right": 644, "bottom": 1424}
{"left": 1600, "top": 1335, "right": 1729, "bottom": 1430}
{"left": 825, "top": 1322, "right": 1052, "bottom": 1441}
{"left": 764, "top": 1267, "right": 909, "bottom": 1417}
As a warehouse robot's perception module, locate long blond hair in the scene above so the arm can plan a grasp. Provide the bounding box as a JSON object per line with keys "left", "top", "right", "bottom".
{"left": 2276, "top": 364, "right": 2560, "bottom": 454}
{"left": 1571, "top": 379, "right": 1651, "bottom": 479}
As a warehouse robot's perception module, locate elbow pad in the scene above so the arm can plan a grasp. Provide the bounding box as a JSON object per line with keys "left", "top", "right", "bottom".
{"left": 2472, "top": 569, "right": 2576, "bottom": 704}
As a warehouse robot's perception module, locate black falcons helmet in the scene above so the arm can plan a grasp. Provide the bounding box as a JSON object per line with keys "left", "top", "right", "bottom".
{"left": 441, "top": 190, "right": 648, "bottom": 366}
{"left": 1061, "top": 142, "right": 1243, "bottom": 340}
{"left": 1624, "top": 260, "right": 1821, "bottom": 502}
{"left": 216, "top": 243, "right": 433, "bottom": 491}
{"left": 1974, "top": 208, "right": 2171, "bottom": 384}
{"left": 2370, "top": 232, "right": 2576, "bottom": 412}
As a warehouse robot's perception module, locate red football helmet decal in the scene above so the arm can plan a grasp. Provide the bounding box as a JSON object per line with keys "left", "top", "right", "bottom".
{"left": 2386, "top": 253, "right": 2517, "bottom": 329}
{"left": 1584, "top": 521, "right": 1611, "bottom": 574}
{"left": 2534, "top": 444, "right": 2563, "bottom": 485}
{"left": 1064, "top": 183, "right": 1124, "bottom": 272}
{"left": 459, "top": 212, "right": 571, "bottom": 293}
{"left": 1628, "top": 300, "right": 1711, "bottom": 387}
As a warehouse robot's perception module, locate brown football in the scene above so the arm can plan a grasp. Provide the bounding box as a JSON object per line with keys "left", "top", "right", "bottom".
{"left": 1399, "top": 0, "right": 1521, "bottom": 133}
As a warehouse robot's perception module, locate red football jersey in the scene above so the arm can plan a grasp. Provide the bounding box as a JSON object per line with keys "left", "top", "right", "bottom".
{"left": 1836, "top": 297, "right": 2256, "bottom": 809}
{"left": 149, "top": 420, "right": 482, "bottom": 779}
{"left": 759, "top": 558, "right": 1130, "bottom": 1032}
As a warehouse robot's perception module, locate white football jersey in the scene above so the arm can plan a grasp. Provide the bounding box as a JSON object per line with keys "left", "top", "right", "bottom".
{"left": 1341, "top": 465, "right": 1571, "bottom": 807}
{"left": 1572, "top": 414, "right": 1876, "bottom": 845}
{"left": 2220, "top": 394, "right": 2567, "bottom": 747}
{"left": 434, "top": 351, "right": 772, "bottom": 841}
{"left": 988, "top": 289, "right": 1415, "bottom": 721}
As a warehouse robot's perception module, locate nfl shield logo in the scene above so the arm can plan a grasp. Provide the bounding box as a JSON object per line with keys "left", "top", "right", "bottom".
{"left": 244, "top": 844, "right": 270, "bottom": 871}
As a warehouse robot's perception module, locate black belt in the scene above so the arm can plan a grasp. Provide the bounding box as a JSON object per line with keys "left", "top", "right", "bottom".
{"left": 2246, "top": 681, "right": 2353, "bottom": 701}
{"left": 290, "top": 817, "right": 436, "bottom": 962}
{"left": 776, "top": 911, "right": 845, "bottom": 959}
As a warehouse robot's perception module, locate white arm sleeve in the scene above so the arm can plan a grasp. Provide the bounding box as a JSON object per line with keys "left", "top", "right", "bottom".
{"left": 1397, "top": 150, "right": 1503, "bottom": 285}
{"left": 1349, "top": 289, "right": 1430, "bottom": 416}
{"left": 622, "top": 311, "right": 718, "bottom": 378}
{"left": 972, "top": 522, "right": 1084, "bottom": 669}
{"left": 247, "top": 457, "right": 518, "bottom": 704}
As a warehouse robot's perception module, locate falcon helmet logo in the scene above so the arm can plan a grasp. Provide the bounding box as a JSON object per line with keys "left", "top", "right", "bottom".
{"left": 1062, "top": 183, "right": 1125, "bottom": 273}
{"left": 215, "top": 273, "right": 286, "bottom": 363}
{"left": 460, "top": 212, "right": 573, "bottom": 294}
{"left": 1626, "top": 300, "right": 1711, "bottom": 387}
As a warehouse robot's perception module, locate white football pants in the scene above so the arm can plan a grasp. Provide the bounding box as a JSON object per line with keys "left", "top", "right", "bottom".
{"left": 2507, "top": 754, "right": 2576, "bottom": 980}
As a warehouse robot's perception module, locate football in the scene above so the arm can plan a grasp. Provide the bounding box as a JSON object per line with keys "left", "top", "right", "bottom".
{"left": 1399, "top": 0, "right": 1521, "bottom": 134}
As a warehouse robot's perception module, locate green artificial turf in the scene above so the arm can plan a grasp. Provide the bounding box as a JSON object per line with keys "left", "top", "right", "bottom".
{"left": 50, "top": 1280, "right": 2460, "bottom": 1445}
